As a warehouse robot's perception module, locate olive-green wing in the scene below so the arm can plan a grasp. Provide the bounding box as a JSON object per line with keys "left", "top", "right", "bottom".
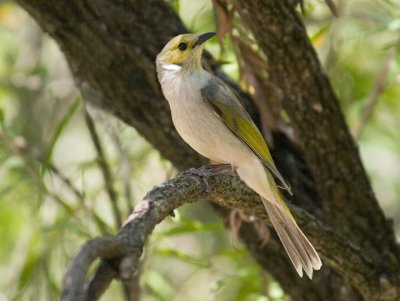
{"left": 200, "top": 78, "right": 292, "bottom": 195}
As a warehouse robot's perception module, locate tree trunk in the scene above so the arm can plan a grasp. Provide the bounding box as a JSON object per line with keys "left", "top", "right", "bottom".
{"left": 16, "top": 0, "right": 400, "bottom": 300}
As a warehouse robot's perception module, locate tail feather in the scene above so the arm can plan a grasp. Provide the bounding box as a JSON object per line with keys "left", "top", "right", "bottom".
{"left": 235, "top": 159, "right": 321, "bottom": 278}
{"left": 262, "top": 198, "right": 322, "bottom": 279}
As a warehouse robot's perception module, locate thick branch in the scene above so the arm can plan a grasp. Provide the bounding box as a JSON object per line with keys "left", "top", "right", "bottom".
{"left": 16, "top": 0, "right": 400, "bottom": 300}
{"left": 238, "top": 0, "right": 398, "bottom": 256}
{"left": 62, "top": 238, "right": 127, "bottom": 301}
{"left": 61, "top": 166, "right": 381, "bottom": 301}
{"left": 236, "top": 0, "right": 400, "bottom": 295}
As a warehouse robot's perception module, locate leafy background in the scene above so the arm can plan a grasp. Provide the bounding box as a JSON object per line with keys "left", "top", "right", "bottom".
{"left": 0, "top": 0, "right": 399, "bottom": 300}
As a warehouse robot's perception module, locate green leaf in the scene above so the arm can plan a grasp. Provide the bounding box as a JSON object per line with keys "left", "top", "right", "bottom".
{"left": 0, "top": 107, "right": 4, "bottom": 124}
{"left": 144, "top": 270, "right": 174, "bottom": 301}
{"left": 17, "top": 233, "right": 42, "bottom": 291}
{"left": 42, "top": 97, "right": 81, "bottom": 173}
{"left": 156, "top": 220, "right": 222, "bottom": 237}
{"left": 156, "top": 248, "right": 209, "bottom": 268}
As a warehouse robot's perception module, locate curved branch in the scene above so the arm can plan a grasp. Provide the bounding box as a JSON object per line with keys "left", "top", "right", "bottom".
{"left": 62, "top": 237, "right": 127, "bottom": 301}
{"left": 16, "top": 0, "right": 400, "bottom": 300}
{"left": 61, "top": 166, "right": 381, "bottom": 301}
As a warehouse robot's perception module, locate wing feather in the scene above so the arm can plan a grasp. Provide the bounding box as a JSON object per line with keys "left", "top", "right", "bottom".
{"left": 201, "top": 78, "right": 292, "bottom": 195}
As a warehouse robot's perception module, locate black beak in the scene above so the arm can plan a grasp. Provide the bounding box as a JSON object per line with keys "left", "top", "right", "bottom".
{"left": 195, "top": 32, "right": 216, "bottom": 47}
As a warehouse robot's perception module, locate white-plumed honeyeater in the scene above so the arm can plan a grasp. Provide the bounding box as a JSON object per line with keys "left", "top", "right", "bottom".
{"left": 156, "top": 32, "right": 322, "bottom": 278}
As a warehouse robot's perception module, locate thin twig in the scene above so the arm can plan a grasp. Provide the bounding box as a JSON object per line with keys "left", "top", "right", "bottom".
{"left": 101, "top": 119, "right": 134, "bottom": 213}
{"left": 2, "top": 128, "right": 111, "bottom": 234}
{"left": 49, "top": 164, "right": 84, "bottom": 201}
{"left": 48, "top": 163, "right": 111, "bottom": 235}
{"left": 353, "top": 50, "right": 395, "bottom": 139}
{"left": 0, "top": 130, "right": 101, "bottom": 230}
{"left": 108, "top": 124, "right": 139, "bottom": 301}
{"left": 0, "top": 131, "right": 38, "bottom": 181}
{"left": 0, "top": 130, "right": 75, "bottom": 212}
{"left": 324, "top": 0, "right": 339, "bottom": 17}
{"left": 84, "top": 108, "right": 122, "bottom": 228}
{"left": 122, "top": 272, "right": 141, "bottom": 301}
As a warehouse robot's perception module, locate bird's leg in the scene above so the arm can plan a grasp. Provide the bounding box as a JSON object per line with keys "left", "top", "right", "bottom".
{"left": 208, "top": 163, "right": 235, "bottom": 174}
{"left": 185, "top": 164, "right": 231, "bottom": 177}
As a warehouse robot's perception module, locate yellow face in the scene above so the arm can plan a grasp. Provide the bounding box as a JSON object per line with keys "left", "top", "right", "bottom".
{"left": 157, "top": 32, "right": 215, "bottom": 66}
{"left": 159, "top": 34, "right": 197, "bottom": 65}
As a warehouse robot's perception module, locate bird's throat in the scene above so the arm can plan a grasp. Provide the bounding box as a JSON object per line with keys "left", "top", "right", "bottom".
{"left": 161, "top": 63, "right": 182, "bottom": 72}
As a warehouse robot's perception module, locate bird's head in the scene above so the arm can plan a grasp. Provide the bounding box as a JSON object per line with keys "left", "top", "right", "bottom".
{"left": 156, "top": 32, "right": 215, "bottom": 73}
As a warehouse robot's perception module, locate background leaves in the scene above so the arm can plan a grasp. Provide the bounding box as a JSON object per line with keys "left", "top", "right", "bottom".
{"left": 0, "top": 0, "right": 399, "bottom": 300}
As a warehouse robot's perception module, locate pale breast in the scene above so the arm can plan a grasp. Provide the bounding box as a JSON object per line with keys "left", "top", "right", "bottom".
{"left": 160, "top": 69, "right": 252, "bottom": 165}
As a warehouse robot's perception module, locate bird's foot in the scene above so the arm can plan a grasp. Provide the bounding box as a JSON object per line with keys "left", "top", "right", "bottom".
{"left": 189, "top": 164, "right": 235, "bottom": 176}
{"left": 184, "top": 164, "right": 234, "bottom": 192}
{"left": 209, "top": 163, "right": 235, "bottom": 175}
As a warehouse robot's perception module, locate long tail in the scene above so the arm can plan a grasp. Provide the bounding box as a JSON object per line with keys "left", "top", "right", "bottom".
{"left": 261, "top": 197, "right": 322, "bottom": 278}
{"left": 235, "top": 159, "right": 321, "bottom": 278}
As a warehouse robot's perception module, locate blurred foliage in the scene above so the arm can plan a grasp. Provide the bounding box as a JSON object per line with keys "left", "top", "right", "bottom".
{"left": 0, "top": 0, "right": 399, "bottom": 300}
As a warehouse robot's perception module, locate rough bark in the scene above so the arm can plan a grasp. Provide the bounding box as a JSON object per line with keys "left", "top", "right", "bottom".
{"left": 61, "top": 166, "right": 379, "bottom": 301}
{"left": 15, "top": 0, "right": 400, "bottom": 300}
{"left": 237, "top": 0, "right": 398, "bottom": 257}
{"left": 236, "top": 1, "right": 400, "bottom": 298}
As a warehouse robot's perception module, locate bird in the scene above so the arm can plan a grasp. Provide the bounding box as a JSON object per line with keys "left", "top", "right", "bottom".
{"left": 156, "top": 32, "right": 321, "bottom": 278}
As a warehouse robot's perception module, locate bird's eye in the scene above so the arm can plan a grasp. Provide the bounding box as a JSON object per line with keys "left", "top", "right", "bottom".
{"left": 178, "top": 43, "right": 187, "bottom": 51}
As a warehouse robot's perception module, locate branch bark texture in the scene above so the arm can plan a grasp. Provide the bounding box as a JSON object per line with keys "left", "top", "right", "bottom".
{"left": 238, "top": 0, "right": 397, "bottom": 254}
{"left": 61, "top": 167, "right": 380, "bottom": 301}
{"left": 235, "top": 1, "right": 400, "bottom": 298}
{"left": 15, "top": 0, "right": 400, "bottom": 300}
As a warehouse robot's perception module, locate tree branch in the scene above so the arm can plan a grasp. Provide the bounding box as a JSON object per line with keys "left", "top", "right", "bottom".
{"left": 353, "top": 50, "right": 395, "bottom": 139}
{"left": 236, "top": 0, "right": 400, "bottom": 288}
{"left": 237, "top": 0, "right": 398, "bottom": 255}
{"left": 61, "top": 166, "right": 382, "bottom": 301}
{"left": 15, "top": 0, "right": 400, "bottom": 300}
{"left": 84, "top": 107, "right": 122, "bottom": 228}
